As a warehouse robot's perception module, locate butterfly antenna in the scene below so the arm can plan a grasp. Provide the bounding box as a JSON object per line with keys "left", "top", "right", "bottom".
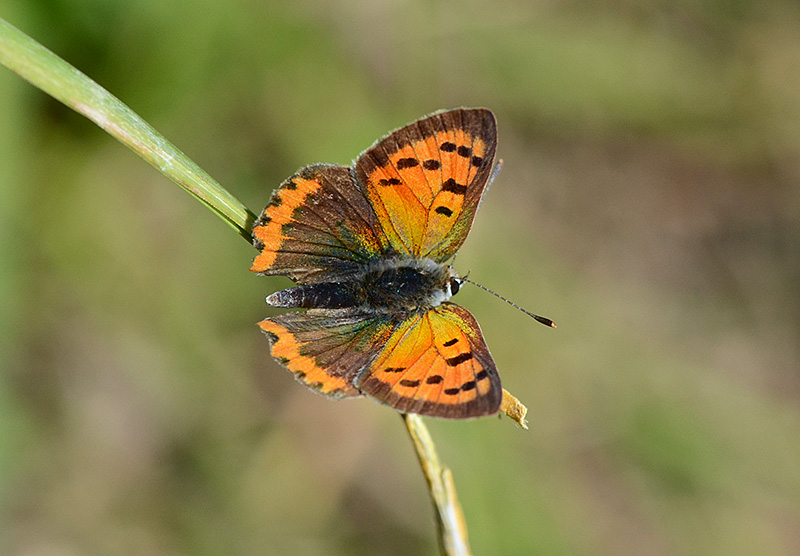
{"left": 462, "top": 278, "right": 556, "bottom": 328}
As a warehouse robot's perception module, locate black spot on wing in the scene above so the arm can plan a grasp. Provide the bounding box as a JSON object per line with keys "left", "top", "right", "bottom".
{"left": 264, "top": 331, "right": 279, "bottom": 343}
{"left": 435, "top": 206, "right": 454, "bottom": 217}
{"left": 461, "top": 380, "right": 477, "bottom": 391}
{"left": 446, "top": 352, "right": 473, "bottom": 366}
{"left": 396, "top": 157, "right": 419, "bottom": 169}
{"left": 384, "top": 367, "right": 406, "bottom": 373}
{"left": 441, "top": 178, "right": 467, "bottom": 195}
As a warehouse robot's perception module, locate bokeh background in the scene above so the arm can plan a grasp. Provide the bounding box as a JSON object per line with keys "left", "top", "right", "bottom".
{"left": 2, "top": 1, "right": 799, "bottom": 555}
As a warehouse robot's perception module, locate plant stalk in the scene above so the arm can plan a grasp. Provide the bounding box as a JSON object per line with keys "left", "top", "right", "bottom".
{"left": 0, "top": 17, "right": 255, "bottom": 242}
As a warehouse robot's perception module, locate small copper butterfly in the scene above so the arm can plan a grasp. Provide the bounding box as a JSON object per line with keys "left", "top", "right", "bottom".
{"left": 251, "top": 108, "right": 505, "bottom": 418}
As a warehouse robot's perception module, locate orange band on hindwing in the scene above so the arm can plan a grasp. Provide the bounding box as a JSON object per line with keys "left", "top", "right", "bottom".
{"left": 259, "top": 318, "right": 362, "bottom": 398}
{"left": 250, "top": 176, "right": 322, "bottom": 273}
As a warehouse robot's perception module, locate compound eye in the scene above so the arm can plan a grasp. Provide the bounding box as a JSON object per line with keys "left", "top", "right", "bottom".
{"left": 450, "top": 278, "right": 460, "bottom": 296}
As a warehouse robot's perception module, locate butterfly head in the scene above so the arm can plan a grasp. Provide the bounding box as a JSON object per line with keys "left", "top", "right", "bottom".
{"left": 446, "top": 267, "right": 465, "bottom": 298}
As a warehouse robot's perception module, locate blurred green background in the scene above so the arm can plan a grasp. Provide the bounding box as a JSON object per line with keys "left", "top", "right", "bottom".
{"left": 1, "top": 1, "right": 799, "bottom": 555}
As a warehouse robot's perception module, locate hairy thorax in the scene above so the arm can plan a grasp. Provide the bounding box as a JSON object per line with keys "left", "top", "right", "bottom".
{"left": 266, "top": 257, "right": 459, "bottom": 314}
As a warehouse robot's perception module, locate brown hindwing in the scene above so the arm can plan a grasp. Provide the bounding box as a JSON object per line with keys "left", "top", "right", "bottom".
{"left": 251, "top": 164, "right": 386, "bottom": 284}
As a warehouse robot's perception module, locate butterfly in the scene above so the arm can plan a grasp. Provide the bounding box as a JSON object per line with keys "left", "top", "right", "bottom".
{"left": 250, "top": 108, "right": 505, "bottom": 418}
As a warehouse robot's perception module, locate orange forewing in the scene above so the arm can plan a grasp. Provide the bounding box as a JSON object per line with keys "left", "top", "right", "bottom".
{"left": 355, "top": 109, "right": 497, "bottom": 262}
{"left": 357, "top": 303, "right": 501, "bottom": 418}
{"left": 421, "top": 128, "right": 489, "bottom": 255}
